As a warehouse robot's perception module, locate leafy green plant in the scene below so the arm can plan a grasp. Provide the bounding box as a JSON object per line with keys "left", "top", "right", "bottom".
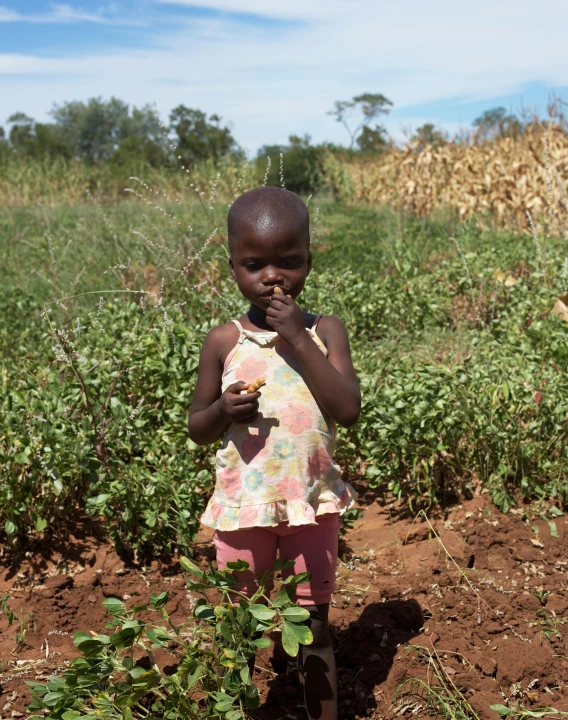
{"left": 339, "top": 507, "right": 363, "bottom": 537}
{"left": 0, "top": 592, "right": 16, "bottom": 626}
{"left": 27, "top": 557, "right": 313, "bottom": 720}
{"left": 491, "top": 704, "right": 568, "bottom": 718}
{"left": 2, "top": 198, "right": 568, "bottom": 555}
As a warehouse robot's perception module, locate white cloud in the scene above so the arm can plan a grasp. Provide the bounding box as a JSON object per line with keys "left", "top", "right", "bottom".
{"left": 1, "top": 0, "right": 567, "bottom": 151}
{"left": 0, "top": 8, "right": 20, "bottom": 21}
{"left": 154, "top": 0, "right": 329, "bottom": 19}
{"left": 0, "top": 3, "right": 144, "bottom": 24}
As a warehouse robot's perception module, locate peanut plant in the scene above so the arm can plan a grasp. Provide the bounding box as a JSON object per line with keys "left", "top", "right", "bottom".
{"left": 27, "top": 558, "right": 313, "bottom": 720}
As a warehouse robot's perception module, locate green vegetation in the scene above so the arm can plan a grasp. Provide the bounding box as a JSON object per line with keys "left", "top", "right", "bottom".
{"left": 27, "top": 558, "right": 313, "bottom": 720}
{"left": 1, "top": 189, "right": 567, "bottom": 555}
{"left": 1, "top": 93, "right": 543, "bottom": 205}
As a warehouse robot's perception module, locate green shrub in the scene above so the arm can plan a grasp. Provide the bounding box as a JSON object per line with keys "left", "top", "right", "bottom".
{"left": 27, "top": 558, "right": 313, "bottom": 720}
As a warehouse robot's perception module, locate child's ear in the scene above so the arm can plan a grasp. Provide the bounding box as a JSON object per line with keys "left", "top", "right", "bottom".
{"left": 307, "top": 250, "right": 312, "bottom": 275}
{"left": 228, "top": 256, "right": 236, "bottom": 281}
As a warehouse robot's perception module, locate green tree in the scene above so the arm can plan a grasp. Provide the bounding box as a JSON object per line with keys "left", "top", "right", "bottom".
{"left": 257, "top": 134, "right": 337, "bottom": 194}
{"left": 168, "top": 106, "right": 236, "bottom": 168}
{"left": 356, "top": 125, "right": 388, "bottom": 153}
{"left": 49, "top": 97, "right": 166, "bottom": 164}
{"left": 50, "top": 97, "right": 128, "bottom": 162}
{"left": 7, "top": 112, "right": 34, "bottom": 152}
{"left": 472, "top": 107, "right": 522, "bottom": 142}
{"left": 108, "top": 134, "right": 168, "bottom": 171}
{"left": 0, "top": 126, "right": 7, "bottom": 162}
{"left": 6, "top": 113, "right": 71, "bottom": 160}
{"left": 411, "top": 123, "right": 448, "bottom": 151}
{"left": 328, "top": 93, "right": 393, "bottom": 149}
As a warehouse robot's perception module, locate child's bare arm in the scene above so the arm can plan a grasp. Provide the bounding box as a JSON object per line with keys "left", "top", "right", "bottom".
{"left": 188, "top": 325, "right": 261, "bottom": 445}
{"left": 295, "top": 316, "right": 360, "bottom": 427}
{"left": 266, "top": 296, "right": 360, "bottom": 427}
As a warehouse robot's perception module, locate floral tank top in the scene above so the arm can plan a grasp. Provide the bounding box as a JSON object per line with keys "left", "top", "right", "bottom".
{"left": 201, "top": 317, "right": 358, "bottom": 531}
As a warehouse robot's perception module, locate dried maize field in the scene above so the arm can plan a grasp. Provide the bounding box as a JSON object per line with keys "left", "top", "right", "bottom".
{"left": 324, "top": 123, "right": 568, "bottom": 230}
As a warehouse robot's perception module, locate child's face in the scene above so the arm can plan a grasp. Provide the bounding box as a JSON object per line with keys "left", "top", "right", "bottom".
{"left": 229, "top": 221, "right": 311, "bottom": 311}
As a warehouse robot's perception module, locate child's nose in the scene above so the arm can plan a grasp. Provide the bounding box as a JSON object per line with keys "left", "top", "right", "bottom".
{"left": 263, "top": 267, "right": 283, "bottom": 284}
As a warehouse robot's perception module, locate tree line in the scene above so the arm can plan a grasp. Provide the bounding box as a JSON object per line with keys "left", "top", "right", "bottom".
{"left": 0, "top": 92, "right": 539, "bottom": 193}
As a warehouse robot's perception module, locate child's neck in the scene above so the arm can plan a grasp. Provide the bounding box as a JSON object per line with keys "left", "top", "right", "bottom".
{"left": 245, "top": 304, "right": 272, "bottom": 331}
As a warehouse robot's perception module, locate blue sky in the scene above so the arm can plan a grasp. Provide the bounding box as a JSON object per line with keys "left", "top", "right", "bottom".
{"left": 1, "top": 1, "right": 567, "bottom": 152}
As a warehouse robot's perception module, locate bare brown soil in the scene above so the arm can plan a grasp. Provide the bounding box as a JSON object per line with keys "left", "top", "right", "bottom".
{"left": 1, "top": 494, "right": 567, "bottom": 720}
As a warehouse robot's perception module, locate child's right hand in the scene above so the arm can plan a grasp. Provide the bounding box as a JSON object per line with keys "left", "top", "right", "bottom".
{"left": 218, "top": 382, "right": 261, "bottom": 424}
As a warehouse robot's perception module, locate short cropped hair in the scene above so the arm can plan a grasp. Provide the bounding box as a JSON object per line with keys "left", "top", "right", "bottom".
{"left": 227, "top": 186, "right": 310, "bottom": 254}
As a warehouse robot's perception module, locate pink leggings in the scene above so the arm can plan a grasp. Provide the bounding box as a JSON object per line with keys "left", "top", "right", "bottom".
{"left": 214, "top": 514, "right": 340, "bottom": 606}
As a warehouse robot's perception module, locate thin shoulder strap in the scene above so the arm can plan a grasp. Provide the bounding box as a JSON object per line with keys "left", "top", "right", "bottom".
{"left": 310, "top": 314, "right": 323, "bottom": 333}
{"left": 223, "top": 320, "right": 246, "bottom": 370}
{"left": 308, "top": 314, "right": 328, "bottom": 356}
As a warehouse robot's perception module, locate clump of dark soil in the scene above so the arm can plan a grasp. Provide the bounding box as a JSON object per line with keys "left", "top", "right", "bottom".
{"left": 1, "top": 496, "right": 567, "bottom": 720}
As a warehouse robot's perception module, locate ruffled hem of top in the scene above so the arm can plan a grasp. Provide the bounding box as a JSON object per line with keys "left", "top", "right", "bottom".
{"left": 201, "top": 483, "right": 358, "bottom": 531}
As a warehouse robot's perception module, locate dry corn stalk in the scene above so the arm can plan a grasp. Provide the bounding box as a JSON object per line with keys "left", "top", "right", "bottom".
{"left": 247, "top": 377, "right": 266, "bottom": 393}
{"left": 322, "top": 121, "right": 568, "bottom": 232}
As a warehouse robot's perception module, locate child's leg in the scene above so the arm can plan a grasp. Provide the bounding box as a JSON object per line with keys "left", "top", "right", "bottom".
{"left": 298, "top": 602, "right": 337, "bottom": 720}
{"left": 214, "top": 527, "right": 279, "bottom": 679}
{"left": 214, "top": 526, "right": 279, "bottom": 598}
{"left": 278, "top": 514, "right": 340, "bottom": 720}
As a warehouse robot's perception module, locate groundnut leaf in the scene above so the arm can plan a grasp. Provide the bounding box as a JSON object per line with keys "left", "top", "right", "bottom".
{"left": 42, "top": 692, "right": 63, "bottom": 707}
{"left": 226, "top": 711, "right": 244, "bottom": 720}
{"left": 281, "top": 621, "right": 299, "bottom": 657}
{"left": 195, "top": 604, "right": 215, "bottom": 622}
{"left": 103, "top": 597, "right": 126, "bottom": 616}
{"left": 285, "top": 620, "right": 313, "bottom": 645}
{"left": 149, "top": 591, "right": 169, "bottom": 608}
{"left": 226, "top": 559, "right": 250, "bottom": 570}
{"left": 285, "top": 571, "right": 312, "bottom": 585}
{"left": 490, "top": 705, "right": 513, "bottom": 717}
{"left": 248, "top": 604, "right": 276, "bottom": 620}
{"left": 280, "top": 607, "right": 310, "bottom": 622}
{"left": 180, "top": 556, "right": 204, "bottom": 578}
{"left": 186, "top": 663, "right": 203, "bottom": 690}
{"left": 214, "top": 701, "right": 234, "bottom": 713}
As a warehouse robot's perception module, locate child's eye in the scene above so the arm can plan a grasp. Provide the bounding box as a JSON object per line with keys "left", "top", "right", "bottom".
{"left": 244, "top": 263, "right": 261, "bottom": 271}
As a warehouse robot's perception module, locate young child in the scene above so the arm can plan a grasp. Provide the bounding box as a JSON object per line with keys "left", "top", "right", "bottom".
{"left": 188, "top": 186, "right": 361, "bottom": 720}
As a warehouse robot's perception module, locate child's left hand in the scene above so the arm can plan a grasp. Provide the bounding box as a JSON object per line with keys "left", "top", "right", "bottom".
{"left": 266, "top": 293, "right": 306, "bottom": 346}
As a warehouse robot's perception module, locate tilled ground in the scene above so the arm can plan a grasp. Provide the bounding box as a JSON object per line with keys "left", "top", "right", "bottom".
{"left": 1, "top": 494, "right": 567, "bottom": 720}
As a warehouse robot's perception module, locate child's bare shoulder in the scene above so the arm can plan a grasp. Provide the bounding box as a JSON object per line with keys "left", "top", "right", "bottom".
{"left": 314, "top": 314, "right": 347, "bottom": 339}
{"left": 202, "top": 322, "right": 240, "bottom": 366}
{"left": 312, "top": 315, "right": 351, "bottom": 356}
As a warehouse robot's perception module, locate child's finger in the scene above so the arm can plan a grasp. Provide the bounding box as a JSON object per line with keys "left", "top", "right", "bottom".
{"left": 271, "top": 294, "right": 292, "bottom": 305}
{"left": 226, "top": 381, "right": 248, "bottom": 394}
{"left": 233, "top": 404, "right": 259, "bottom": 421}
{"left": 233, "top": 392, "right": 261, "bottom": 405}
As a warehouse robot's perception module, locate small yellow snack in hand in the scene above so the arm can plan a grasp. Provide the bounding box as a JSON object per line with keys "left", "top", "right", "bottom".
{"left": 247, "top": 377, "right": 266, "bottom": 393}
{"left": 273, "top": 286, "right": 284, "bottom": 295}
